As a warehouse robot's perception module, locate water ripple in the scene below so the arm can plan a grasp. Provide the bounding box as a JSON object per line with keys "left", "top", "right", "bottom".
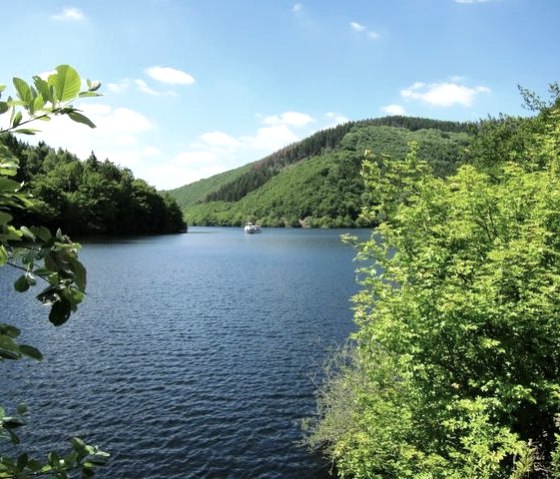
{"left": 0, "top": 228, "right": 368, "bottom": 478}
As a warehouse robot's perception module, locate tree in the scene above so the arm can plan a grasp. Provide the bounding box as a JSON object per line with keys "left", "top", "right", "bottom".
{"left": 0, "top": 65, "right": 108, "bottom": 478}
{"left": 307, "top": 91, "right": 560, "bottom": 478}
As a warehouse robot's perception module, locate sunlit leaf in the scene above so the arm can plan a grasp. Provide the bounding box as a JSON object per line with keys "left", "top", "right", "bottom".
{"left": 49, "top": 65, "right": 81, "bottom": 103}
{"left": 13, "top": 77, "right": 32, "bottom": 104}
{"left": 11, "top": 110, "right": 22, "bottom": 127}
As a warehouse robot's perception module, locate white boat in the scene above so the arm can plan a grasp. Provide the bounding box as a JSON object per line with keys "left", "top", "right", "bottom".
{"left": 244, "top": 222, "right": 261, "bottom": 234}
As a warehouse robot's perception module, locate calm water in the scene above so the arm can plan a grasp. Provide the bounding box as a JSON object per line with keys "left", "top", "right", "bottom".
{"left": 1, "top": 227, "right": 369, "bottom": 478}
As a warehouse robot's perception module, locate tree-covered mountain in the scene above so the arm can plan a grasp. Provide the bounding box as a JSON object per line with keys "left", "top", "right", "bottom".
{"left": 1, "top": 134, "right": 186, "bottom": 236}
{"left": 167, "top": 116, "right": 472, "bottom": 228}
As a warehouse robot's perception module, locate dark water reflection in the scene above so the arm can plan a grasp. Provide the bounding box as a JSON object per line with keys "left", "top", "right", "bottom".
{"left": 0, "top": 227, "right": 370, "bottom": 478}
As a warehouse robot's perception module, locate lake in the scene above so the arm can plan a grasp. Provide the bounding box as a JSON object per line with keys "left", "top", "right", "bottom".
{"left": 1, "top": 227, "right": 370, "bottom": 479}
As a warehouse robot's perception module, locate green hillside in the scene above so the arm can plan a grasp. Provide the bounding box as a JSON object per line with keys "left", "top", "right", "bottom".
{"left": 168, "top": 116, "right": 472, "bottom": 228}
{"left": 165, "top": 162, "right": 253, "bottom": 208}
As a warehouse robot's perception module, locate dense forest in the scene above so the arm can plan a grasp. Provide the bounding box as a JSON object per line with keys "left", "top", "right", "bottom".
{"left": 0, "top": 133, "right": 186, "bottom": 236}
{"left": 167, "top": 116, "right": 472, "bottom": 227}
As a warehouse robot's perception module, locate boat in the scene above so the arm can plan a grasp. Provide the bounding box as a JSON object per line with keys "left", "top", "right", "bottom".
{"left": 244, "top": 222, "right": 261, "bottom": 234}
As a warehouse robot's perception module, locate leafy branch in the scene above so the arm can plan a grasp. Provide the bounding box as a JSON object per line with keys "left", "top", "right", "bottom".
{"left": 0, "top": 65, "right": 108, "bottom": 478}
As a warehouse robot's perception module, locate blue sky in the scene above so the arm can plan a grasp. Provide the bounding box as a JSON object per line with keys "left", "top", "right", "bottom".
{"left": 0, "top": 0, "right": 558, "bottom": 189}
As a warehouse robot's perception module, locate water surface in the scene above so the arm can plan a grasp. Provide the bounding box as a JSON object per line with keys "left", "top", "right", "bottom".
{"left": 1, "top": 227, "right": 369, "bottom": 478}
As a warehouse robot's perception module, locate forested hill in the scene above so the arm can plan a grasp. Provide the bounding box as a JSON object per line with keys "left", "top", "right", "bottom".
{"left": 1, "top": 134, "right": 186, "bottom": 236}
{"left": 167, "top": 116, "right": 472, "bottom": 228}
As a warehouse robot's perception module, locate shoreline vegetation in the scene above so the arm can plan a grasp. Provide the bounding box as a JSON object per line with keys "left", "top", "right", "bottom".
{"left": 1, "top": 133, "right": 186, "bottom": 236}
{"left": 304, "top": 85, "right": 560, "bottom": 478}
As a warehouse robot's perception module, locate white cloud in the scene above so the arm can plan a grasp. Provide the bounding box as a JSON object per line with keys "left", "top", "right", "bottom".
{"left": 51, "top": 7, "right": 85, "bottom": 21}
{"left": 149, "top": 163, "right": 226, "bottom": 191}
{"left": 350, "top": 22, "right": 366, "bottom": 32}
{"left": 134, "top": 79, "right": 159, "bottom": 96}
{"left": 145, "top": 66, "right": 196, "bottom": 85}
{"left": 381, "top": 104, "right": 406, "bottom": 115}
{"left": 200, "top": 131, "right": 240, "bottom": 148}
{"left": 108, "top": 80, "right": 130, "bottom": 93}
{"left": 325, "top": 112, "right": 350, "bottom": 125}
{"left": 241, "top": 124, "right": 299, "bottom": 151}
{"left": 263, "top": 111, "right": 314, "bottom": 127}
{"left": 30, "top": 104, "right": 154, "bottom": 168}
{"left": 175, "top": 150, "right": 218, "bottom": 165}
{"left": 350, "top": 21, "right": 380, "bottom": 40}
{"left": 292, "top": 3, "right": 303, "bottom": 13}
{"left": 401, "top": 81, "right": 490, "bottom": 107}
{"left": 143, "top": 146, "right": 162, "bottom": 157}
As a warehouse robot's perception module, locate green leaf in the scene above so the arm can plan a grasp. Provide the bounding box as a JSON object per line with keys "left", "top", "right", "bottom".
{"left": 0, "top": 210, "right": 13, "bottom": 225}
{"left": 86, "top": 79, "right": 102, "bottom": 92}
{"left": 49, "top": 298, "right": 72, "bottom": 326}
{"left": 14, "top": 275, "right": 31, "bottom": 292}
{"left": 0, "top": 324, "right": 21, "bottom": 338}
{"left": 78, "top": 91, "right": 102, "bottom": 98}
{"left": 0, "top": 335, "right": 19, "bottom": 358}
{"left": 33, "top": 76, "right": 53, "bottom": 104}
{"left": 33, "top": 93, "right": 45, "bottom": 112}
{"left": 1, "top": 417, "right": 26, "bottom": 429}
{"left": 0, "top": 176, "right": 21, "bottom": 192}
{"left": 0, "top": 245, "right": 7, "bottom": 266}
{"left": 16, "top": 452, "right": 29, "bottom": 471}
{"left": 11, "top": 110, "right": 22, "bottom": 127}
{"left": 19, "top": 225, "right": 36, "bottom": 240}
{"left": 0, "top": 101, "right": 9, "bottom": 114}
{"left": 70, "top": 257, "right": 87, "bottom": 291}
{"left": 19, "top": 344, "right": 43, "bottom": 361}
{"left": 67, "top": 110, "right": 96, "bottom": 128}
{"left": 14, "top": 128, "right": 39, "bottom": 135}
{"left": 0, "top": 156, "right": 19, "bottom": 176}
{"left": 13, "top": 77, "right": 32, "bottom": 104}
{"left": 30, "top": 225, "right": 52, "bottom": 242}
{"left": 49, "top": 65, "right": 81, "bottom": 103}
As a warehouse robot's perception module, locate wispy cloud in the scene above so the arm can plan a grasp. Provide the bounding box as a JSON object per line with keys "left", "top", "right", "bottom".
{"left": 350, "top": 21, "right": 380, "bottom": 39}
{"left": 200, "top": 131, "right": 240, "bottom": 148}
{"left": 107, "top": 80, "right": 130, "bottom": 93}
{"left": 135, "top": 79, "right": 176, "bottom": 96}
{"left": 325, "top": 112, "right": 350, "bottom": 126}
{"left": 145, "top": 66, "right": 196, "bottom": 85}
{"left": 292, "top": 3, "right": 303, "bottom": 13}
{"left": 381, "top": 104, "right": 406, "bottom": 115}
{"left": 350, "top": 21, "right": 366, "bottom": 32}
{"left": 262, "top": 111, "right": 314, "bottom": 127}
{"left": 51, "top": 7, "right": 85, "bottom": 21}
{"left": 401, "top": 81, "right": 490, "bottom": 107}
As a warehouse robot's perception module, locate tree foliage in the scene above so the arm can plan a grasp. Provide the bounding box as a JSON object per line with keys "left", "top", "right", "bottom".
{"left": 306, "top": 87, "right": 560, "bottom": 478}
{"left": 0, "top": 136, "right": 186, "bottom": 236}
{"left": 0, "top": 65, "right": 108, "bottom": 478}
